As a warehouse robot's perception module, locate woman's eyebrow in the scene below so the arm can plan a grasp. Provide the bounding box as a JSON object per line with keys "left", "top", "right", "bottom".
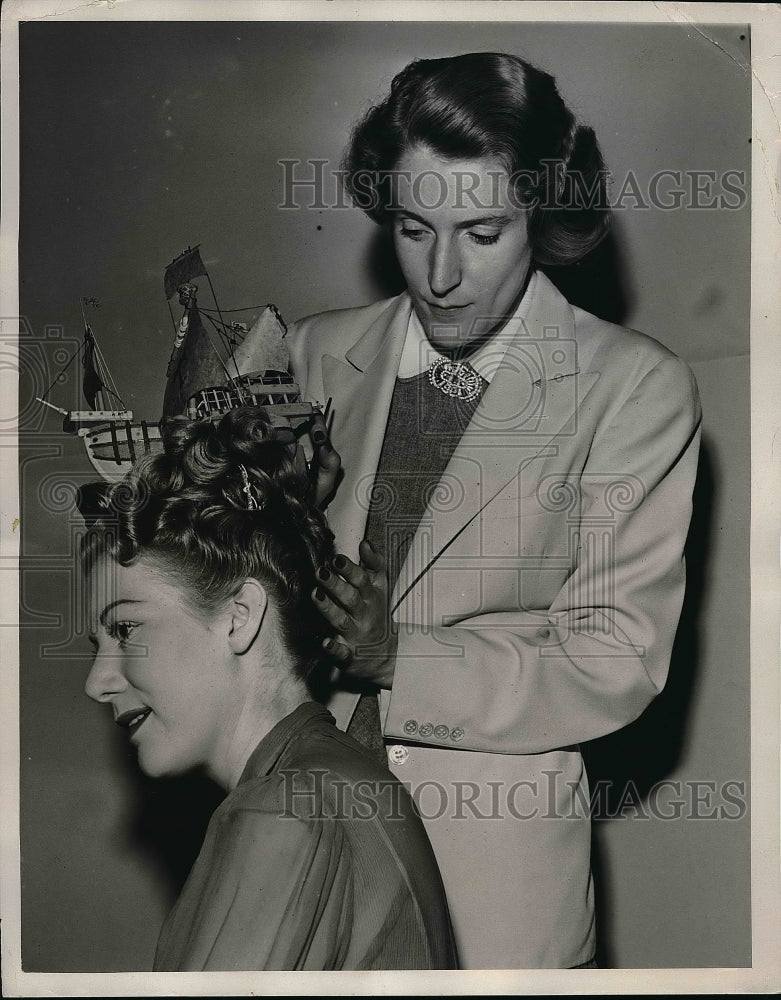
{"left": 98, "top": 598, "right": 143, "bottom": 627}
{"left": 455, "top": 214, "right": 514, "bottom": 229}
{"left": 397, "top": 209, "right": 514, "bottom": 229}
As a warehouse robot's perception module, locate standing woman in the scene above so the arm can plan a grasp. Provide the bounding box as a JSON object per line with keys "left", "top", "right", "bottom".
{"left": 289, "top": 53, "right": 702, "bottom": 968}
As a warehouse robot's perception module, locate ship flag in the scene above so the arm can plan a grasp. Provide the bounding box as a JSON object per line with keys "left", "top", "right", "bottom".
{"left": 164, "top": 245, "right": 208, "bottom": 300}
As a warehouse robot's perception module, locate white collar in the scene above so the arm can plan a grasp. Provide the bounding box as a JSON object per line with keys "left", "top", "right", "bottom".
{"left": 397, "top": 270, "right": 539, "bottom": 381}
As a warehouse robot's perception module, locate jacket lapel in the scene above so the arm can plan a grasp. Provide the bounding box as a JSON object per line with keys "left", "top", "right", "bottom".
{"left": 321, "top": 295, "right": 413, "bottom": 558}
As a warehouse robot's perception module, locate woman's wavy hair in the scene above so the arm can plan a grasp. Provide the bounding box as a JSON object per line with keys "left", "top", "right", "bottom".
{"left": 80, "top": 407, "right": 335, "bottom": 681}
{"left": 343, "top": 51, "right": 610, "bottom": 265}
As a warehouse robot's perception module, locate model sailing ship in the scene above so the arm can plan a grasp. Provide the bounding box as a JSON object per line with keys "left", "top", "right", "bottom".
{"left": 37, "top": 246, "right": 320, "bottom": 514}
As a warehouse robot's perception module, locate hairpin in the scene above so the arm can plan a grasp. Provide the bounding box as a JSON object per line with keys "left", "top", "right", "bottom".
{"left": 238, "top": 463, "right": 263, "bottom": 511}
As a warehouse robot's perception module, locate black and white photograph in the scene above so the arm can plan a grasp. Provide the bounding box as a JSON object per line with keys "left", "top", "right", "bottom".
{"left": 2, "top": 1, "right": 779, "bottom": 994}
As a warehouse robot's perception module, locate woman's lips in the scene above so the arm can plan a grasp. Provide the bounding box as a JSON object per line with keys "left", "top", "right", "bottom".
{"left": 116, "top": 707, "right": 152, "bottom": 736}
{"left": 425, "top": 303, "right": 473, "bottom": 326}
{"left": 426, "top": 302, "right": 470, "bottom": 313}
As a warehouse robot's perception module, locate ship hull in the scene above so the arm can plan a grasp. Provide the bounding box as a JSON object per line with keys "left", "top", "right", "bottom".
{"left": 80, "top": 421, "right": 164, "bottom": 482}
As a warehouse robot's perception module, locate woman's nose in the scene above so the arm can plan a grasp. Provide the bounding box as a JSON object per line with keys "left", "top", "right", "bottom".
{"left": 428, "top": 238, "right": 462, "bottom": 297}
{"left": 85, "top": 651, "right": 127, "bottom": 704}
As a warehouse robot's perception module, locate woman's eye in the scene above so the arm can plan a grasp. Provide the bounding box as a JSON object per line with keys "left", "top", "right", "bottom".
{"left": 107, "top": 621, "right": 139, "bottom": 647}
{"left": 469, "top": 231, "right": 501, "bottom": 246}
{"left": 399, "top": 225, "right": 430, "bottom": 241}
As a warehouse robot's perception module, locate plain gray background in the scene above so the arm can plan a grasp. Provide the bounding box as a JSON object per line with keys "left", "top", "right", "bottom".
{"left": 18, "top": 20, "right": 750, "bottom": 970}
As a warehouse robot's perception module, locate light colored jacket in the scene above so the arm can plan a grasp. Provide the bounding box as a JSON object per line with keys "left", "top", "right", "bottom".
{"left": 286, "top": 271, "right": 701, "bottom": 968}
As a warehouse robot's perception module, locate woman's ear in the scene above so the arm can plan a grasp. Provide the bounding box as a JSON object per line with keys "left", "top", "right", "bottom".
{"left": 228, "top": 578, "right": 268, "bottom": 655}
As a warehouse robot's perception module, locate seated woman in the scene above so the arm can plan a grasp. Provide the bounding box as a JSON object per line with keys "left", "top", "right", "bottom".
{"left": 82, "top": 406, "right": 456, "bottom": 971}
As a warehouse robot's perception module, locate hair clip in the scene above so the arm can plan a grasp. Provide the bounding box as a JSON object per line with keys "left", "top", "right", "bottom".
{"left": 238, "top": 463, "right": 263, "bottom": 511}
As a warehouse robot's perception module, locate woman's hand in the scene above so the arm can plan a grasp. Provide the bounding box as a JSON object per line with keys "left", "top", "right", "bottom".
{"left": 313, "top": 539, "right": 398, "bottom": 689}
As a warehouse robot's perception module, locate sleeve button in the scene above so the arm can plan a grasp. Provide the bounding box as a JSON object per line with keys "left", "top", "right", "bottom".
{"left": 387, "top": 745, "right": 409, "bottom": 765}
{"left": 434, "top": 724, "right": 449, "bottom": 739}
{"left": 403, "top": 719, "right": 418, "bottom": 735}
{"left": 418, "top": 722, "right": 434, "bottom": 738}
{"left": 450, "top": 727, "right": 465, "bottom": 742}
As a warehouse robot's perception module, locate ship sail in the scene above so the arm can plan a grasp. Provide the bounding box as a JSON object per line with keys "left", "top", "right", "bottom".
{"left": 82, "top": 328, "right": 104, "bottom": 409}
{"left": 162, "top": 284, "right": 237, "bottom": 418}
{"left": 230, "top": 304, "right": 289, "bottom": 377}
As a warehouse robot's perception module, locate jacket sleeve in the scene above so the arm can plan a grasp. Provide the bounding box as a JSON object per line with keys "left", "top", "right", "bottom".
{"left": 382, "top": 355, "right": 702, "bottom": 754}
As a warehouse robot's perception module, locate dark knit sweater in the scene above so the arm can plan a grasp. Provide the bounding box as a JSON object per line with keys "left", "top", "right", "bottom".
{"left": 364, "top": 371, "right": 487, "bottom": 590}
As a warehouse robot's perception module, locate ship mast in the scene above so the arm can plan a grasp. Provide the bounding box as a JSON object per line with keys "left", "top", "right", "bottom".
{"left": 35, "top": 297, "right": 130, "bottom": 421}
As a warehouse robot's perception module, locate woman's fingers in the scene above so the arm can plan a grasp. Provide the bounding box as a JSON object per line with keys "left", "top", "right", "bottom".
{"left": 331, "top": 552, "right": 382, "bottom": 599}
{"left": 311, "top": 540, "right": 397, "bottom": 688}
{"left": 313, "top": 545, "right": 390, "bottom": 628}
{"left": 309, "top": 412, "right": 341, "bottom": 509}
{"left": 358, "top": 538, "right": 384, "bottom": 573}
{"left": 313, "top": 450, "right": 341, "bottom": 508}
{"left": 313, "top": 585, "right": 354, "bottom": 634}
{"left": 322, "top": 636, "right": 351, "bottom": 662}
{"left": 316, "top": 564, "right": 364, "bottom": 612}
